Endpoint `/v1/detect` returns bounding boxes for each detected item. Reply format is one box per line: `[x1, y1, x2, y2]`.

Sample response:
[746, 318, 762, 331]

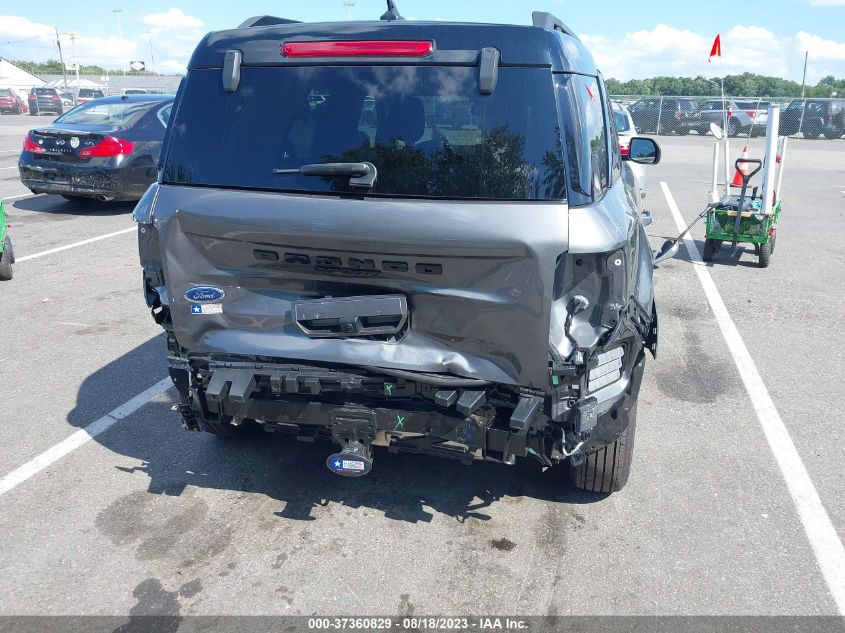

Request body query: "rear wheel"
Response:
[569, 402, 637, 493]
[703, 238, 717, 262]
[758, 241, 771, 268]
[0, 236, 14, 281]
[201, 412, 250, 438]
[803, 124, 821, 140]
[678, 126, 691, 136]
[824, 129, 843, 139]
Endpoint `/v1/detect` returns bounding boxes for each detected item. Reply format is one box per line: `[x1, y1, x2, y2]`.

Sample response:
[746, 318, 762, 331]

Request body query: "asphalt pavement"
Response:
[0, 113, 843, 620]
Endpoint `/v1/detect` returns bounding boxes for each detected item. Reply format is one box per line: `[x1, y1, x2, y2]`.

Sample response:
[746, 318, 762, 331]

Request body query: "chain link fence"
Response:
[38, 73, 183, 96]
[611, 95, 845, 140]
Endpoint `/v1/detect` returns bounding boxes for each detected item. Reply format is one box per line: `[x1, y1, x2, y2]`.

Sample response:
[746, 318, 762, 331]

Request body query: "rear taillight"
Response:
[619, 142, 630, 156]
[826, 113, 833, 122]
[282, 40, 433, 58]
[746, 111, 755, 118]
[79, 136, 134, 157]
[22, 133, 43, 154]
[727, 109, 733, 117]
[51, 95, 60, 101]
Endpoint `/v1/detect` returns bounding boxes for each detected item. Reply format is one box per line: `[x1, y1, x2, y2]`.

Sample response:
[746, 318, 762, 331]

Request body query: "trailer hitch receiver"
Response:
[327, 409, 377, 477]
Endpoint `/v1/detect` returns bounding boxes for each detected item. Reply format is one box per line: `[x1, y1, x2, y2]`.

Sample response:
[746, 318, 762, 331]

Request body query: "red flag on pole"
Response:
[709, 34, 721, 62]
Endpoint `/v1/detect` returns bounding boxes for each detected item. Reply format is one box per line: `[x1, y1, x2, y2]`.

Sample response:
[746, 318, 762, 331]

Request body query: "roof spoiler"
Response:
[238, 15, 302, 28]
[531, 11, 579, 40]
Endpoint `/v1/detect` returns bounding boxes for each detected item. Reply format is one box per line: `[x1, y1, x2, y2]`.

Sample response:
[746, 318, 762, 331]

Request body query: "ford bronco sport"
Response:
[135, 4, 662, 493]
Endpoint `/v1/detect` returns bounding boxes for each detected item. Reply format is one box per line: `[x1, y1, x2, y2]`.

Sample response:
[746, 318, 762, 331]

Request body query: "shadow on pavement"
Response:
[68, 336, 606, 524]
[13, 194, 135, 216]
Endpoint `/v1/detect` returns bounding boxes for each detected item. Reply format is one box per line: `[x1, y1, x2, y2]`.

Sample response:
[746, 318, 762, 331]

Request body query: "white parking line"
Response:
[15, 227, 135, 262]
[1, 193, 32, 202]
[0, 378, 172, 498]
[660, 181, 845, 614]
[0, 166, 18, 170]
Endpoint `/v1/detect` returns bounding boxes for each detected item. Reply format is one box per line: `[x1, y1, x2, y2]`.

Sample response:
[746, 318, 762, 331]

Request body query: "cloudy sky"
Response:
[1, 0, 844, 81]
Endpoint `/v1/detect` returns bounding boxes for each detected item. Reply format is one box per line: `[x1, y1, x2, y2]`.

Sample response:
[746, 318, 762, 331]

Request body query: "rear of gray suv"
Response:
[135, 10, 661, 493]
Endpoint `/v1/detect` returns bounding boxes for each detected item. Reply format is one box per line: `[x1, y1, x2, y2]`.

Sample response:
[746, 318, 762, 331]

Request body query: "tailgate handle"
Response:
[293, 295, 408, 338]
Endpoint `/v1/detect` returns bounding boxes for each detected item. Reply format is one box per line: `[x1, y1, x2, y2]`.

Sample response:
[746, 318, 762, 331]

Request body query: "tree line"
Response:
[606, 73, 843, 98]
[10, 59, 170, 77]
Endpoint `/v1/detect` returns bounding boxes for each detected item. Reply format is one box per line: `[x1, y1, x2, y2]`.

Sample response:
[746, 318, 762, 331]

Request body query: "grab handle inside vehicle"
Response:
[293, 295, 408, 338]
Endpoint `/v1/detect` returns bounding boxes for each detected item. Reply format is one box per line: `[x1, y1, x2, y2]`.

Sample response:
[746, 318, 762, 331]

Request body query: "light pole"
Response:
[147, 30, 156, 75]
[113, 8, 126, 75]
[342, 0, 355, 20]
[67, 33, 80, 84]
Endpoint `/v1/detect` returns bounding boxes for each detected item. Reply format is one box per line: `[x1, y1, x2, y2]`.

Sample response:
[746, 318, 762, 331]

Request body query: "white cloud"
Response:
[583, 24, 844, 84]
[807, 0, 845, 5]
[138, 8, 204, 31]
[795, 31, 845, 60]
[0, 15, 137, 69]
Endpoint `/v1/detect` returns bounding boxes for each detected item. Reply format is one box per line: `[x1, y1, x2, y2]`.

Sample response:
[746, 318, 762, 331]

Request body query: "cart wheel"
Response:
[758, 242, 771, 268]
[703, 239, 717, 262]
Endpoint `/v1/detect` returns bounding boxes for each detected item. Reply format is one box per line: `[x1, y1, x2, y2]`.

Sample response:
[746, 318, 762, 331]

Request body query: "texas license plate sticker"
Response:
[190, 304, 222, 315]
[341, 459, 365, 471]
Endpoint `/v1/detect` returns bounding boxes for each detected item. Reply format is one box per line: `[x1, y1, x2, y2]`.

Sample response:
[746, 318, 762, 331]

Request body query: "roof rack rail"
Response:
[531, 11, 579, 40]
[238, 15, 302, 28]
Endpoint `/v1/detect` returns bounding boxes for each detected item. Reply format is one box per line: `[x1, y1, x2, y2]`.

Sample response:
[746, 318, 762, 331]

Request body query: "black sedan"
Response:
[18, 94, 174, 202]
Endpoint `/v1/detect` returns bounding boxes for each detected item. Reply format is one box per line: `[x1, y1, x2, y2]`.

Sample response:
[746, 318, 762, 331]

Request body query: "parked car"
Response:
[135, 10, 662, 493]
[122, 88, 149, 95]
[74, 88, 105, 106]
[27, 87, 65, 116]
[0, 200, 13, 281]
[736, 100, 772, 137]
[0, 88, 26, 115]
[629, 97, 699, 135]
[612, 101, 647, 198]
[19, 94, 174, 202]
[780, 99, 845, 139]
[697, 99, 754, 137]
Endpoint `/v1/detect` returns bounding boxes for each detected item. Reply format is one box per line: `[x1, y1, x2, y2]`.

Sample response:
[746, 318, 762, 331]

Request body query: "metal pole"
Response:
[656, 95, 664, 134]
[710, 141, 721, 204]
[720, 59, 730, 194]
[113, 9, 125, 75]
[148, 31, 156, 75]
[55, 27, 68, 92]
[797, 51, 808, 138]
[775, 136, 789, 202]
[760, 105, 780, 216]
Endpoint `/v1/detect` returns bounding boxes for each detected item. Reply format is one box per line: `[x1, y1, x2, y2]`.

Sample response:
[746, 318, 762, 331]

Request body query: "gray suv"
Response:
[135, 6, 662, 493]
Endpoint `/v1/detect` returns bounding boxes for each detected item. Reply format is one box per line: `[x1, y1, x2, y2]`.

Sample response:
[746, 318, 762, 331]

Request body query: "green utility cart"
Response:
[702, 158, 780, 268]
[0, 199, 14, 281]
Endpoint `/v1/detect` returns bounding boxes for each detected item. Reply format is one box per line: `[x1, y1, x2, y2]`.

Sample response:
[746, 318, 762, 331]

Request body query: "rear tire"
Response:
[803, 124, 821, 140]
[569, 402, 637, 493]
[202, 413, 249, 438]
[824, 130, 842, 139]
[703, 238, 717, 262]
[0, 236, 14, 281]
[758, 241, 771, 268]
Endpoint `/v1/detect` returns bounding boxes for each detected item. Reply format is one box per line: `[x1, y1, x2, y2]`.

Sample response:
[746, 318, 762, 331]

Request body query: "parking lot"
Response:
[1, 110, 844, 619]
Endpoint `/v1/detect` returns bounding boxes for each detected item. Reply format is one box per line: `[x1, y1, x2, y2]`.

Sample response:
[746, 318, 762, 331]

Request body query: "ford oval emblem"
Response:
[184, 286, 225, 304]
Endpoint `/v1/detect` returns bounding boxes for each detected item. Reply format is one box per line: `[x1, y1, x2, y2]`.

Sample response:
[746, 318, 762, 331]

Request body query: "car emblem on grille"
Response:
[70, 137, 80, 149]
[55, 139, 65, 146]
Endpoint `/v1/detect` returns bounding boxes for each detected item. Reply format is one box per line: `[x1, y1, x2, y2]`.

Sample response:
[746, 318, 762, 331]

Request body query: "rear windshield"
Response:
[163, 65, 565, 200]
[78, 89, 104, 98]
[55, 100, 157, 126]
[34, 88, 56, 95]
[0, 89, 13, 97]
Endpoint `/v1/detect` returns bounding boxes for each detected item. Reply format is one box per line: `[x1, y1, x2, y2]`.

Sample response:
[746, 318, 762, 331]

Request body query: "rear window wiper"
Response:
[273, 161, 377, 189]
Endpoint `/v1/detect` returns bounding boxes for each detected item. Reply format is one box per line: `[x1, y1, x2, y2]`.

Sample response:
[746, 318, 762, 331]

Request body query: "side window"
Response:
[579, 76, 609, 196]
[600, 77, 621, 184]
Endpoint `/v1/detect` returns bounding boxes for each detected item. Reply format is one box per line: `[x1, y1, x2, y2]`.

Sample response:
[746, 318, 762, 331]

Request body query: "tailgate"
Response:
[154, 186, 569, 388]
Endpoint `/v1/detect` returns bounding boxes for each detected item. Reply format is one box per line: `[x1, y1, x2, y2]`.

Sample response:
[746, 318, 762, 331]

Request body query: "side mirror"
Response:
[624, 137, 661, 165]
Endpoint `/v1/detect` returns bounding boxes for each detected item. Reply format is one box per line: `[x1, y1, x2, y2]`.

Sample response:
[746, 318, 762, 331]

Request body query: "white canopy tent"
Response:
[44, 78, 105, 91]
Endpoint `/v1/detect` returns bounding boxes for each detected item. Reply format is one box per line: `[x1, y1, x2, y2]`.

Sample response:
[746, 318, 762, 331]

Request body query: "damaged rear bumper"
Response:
[167, 336, 646, 470]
